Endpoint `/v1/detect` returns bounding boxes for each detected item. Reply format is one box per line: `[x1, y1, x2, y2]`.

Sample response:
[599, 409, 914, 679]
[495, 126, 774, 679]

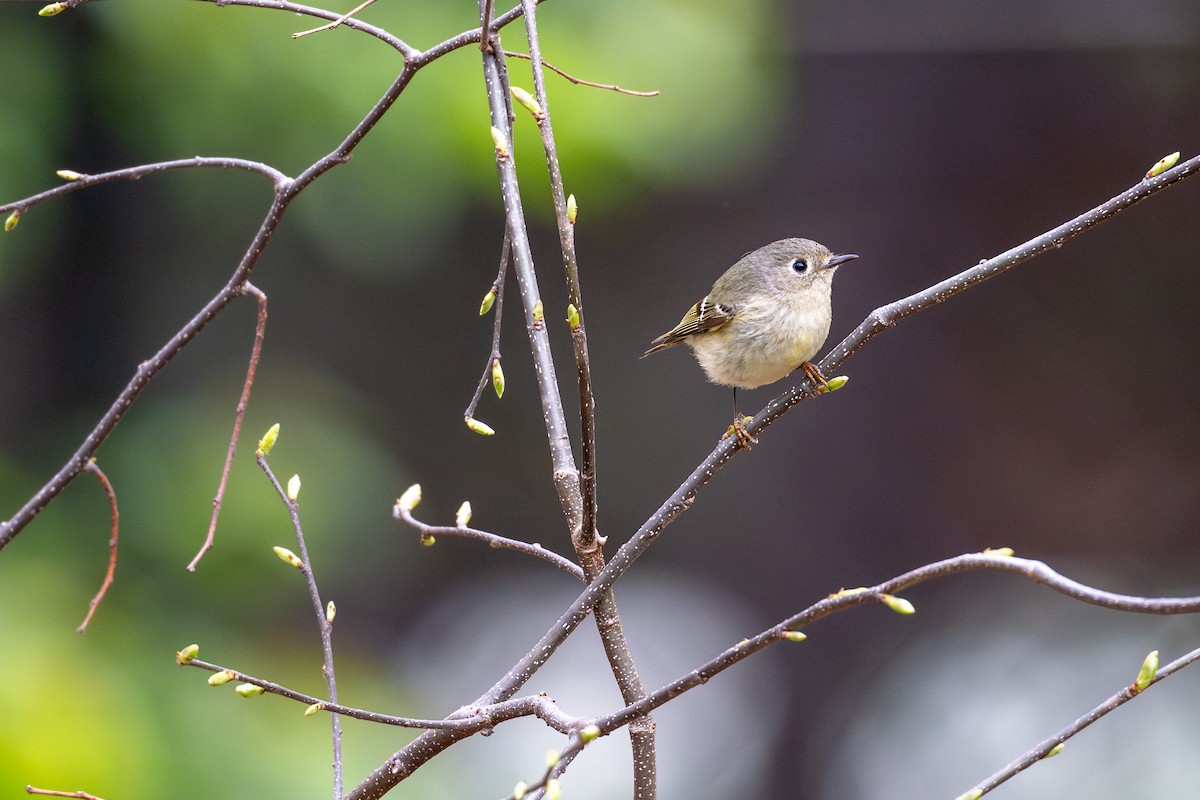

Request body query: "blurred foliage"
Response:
[68, 0, 786, 278]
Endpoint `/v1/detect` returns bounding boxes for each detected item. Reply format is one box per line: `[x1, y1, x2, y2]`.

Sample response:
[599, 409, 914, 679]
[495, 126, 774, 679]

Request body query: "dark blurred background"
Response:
[2, 1, 1199, 798]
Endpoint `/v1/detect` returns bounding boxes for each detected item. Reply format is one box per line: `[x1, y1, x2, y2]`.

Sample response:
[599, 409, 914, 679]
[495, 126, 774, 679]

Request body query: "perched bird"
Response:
[644, 238, 858, 448]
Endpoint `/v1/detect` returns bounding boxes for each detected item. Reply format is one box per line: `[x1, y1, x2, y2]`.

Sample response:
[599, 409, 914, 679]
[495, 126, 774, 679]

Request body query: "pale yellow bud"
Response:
[397, 484, 422, 512]
[56, 169, 83, 181]
[456, 501, 473, 527]
[1145, 151, 1180, 179]
[326, 601, 336, 624]
[273, 545, 304, 569]
[490, 125, 510, 159]
[881, 593, 915, 615]
[479, 288, 497, 316]
[566, 193, 578, 224]
[783, 631, 807, 642]
[580, 724, 601, 743]
[176, 644, 200, 664]
[492, 359, 505, 399]
[208, 669, 236, 686]
[235, 683, 265, 697]
[510, 85, 544, 119]
[305, 702, 323, 717]
[4, 211, 20, 232]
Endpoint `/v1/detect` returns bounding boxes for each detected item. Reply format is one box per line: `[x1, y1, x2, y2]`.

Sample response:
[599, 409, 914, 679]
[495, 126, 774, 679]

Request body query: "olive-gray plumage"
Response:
[645, 238, 858, 389]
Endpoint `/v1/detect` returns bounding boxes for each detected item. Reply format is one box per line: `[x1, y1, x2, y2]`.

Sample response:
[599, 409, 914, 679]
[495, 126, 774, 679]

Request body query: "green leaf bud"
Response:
[235, 683, 265, 698]
[490, 125, 509, 160]
[1134, 650, 1159, 692]
[286, 474, 301, 502]
[465, 416, 496, 436]
[257, 422, 280, 456]
[176, 644, 200, 664]
[532, 300, 544, 327]
[456, 501, 473, 527]
[38, 2, 66, 16]
[783, 631, 807, 642]
[305, 702, 323, 717]
[479, 288, 497, 315]
[56, 169, 83, 181]
[567, 304, 580, 331]
[492, 358, 505, 398]
[566, 193, 578, 224]
[4, 211, 20, 232]
[325, 601, 336, 624]
[580, 724, 601, 743]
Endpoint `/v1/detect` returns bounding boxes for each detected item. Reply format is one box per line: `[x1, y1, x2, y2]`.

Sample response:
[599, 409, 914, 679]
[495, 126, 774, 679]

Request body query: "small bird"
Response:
[644, 238, 858, 448]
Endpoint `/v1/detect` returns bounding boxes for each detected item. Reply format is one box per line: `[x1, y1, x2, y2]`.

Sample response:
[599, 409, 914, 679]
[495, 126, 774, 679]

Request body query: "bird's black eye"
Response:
[791, 258, 809, 274]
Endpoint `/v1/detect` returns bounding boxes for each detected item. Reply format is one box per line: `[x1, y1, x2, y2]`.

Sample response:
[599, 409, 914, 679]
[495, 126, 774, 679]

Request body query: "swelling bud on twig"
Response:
[532, 300, 544, 327]
[510, 85, 544, 119]
[176, 644, 200, 664]
[567, 304, 580, 331]
[881, 593, 916, 615]
[273, 545, 304, 569]
[305, 702, 323, 716]
[1145, 151, 1180, 179]
[456, 501, 472, 527]
[545, 749, 560, 767]
[257, 423, 280, 456]
[465, 416, 496, 436]
[208, 670, 236, 686]
[420, 534, 436, 546]
[579, 724, 601, 743]
[479, 287, 497, 316]
[235, 683, 265, 698]
[286, 474, 301, 502]
[397, 484, 422, 512]
[819, 375, 849, 393]
[490, 125, 510, 160]
[955, 790, 983, 800]
[983, 546, 1014, 557]
[325, 601, 336, 624]
[4, 211, 20, 232]
[38, 2, 66, 15]
[56, 169, 83, 181]
[1042, 742, 1065, 759]
[783, 631, 807, 642]
[544, 779, 561, 800]
[512, 781, 528, 800]
[1134, 649, 1159, 692]
[566, 193, 578, 224]
[492, 358, 505, 398]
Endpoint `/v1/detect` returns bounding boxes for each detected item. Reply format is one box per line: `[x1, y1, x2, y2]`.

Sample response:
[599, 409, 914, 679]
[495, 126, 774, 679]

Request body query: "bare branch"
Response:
[394, 503, 584, 580]
[189, 283, 268, 571]
[504, 50, 660, 96]
[76, 460, 118, 633]
[291, 0, 377, 39]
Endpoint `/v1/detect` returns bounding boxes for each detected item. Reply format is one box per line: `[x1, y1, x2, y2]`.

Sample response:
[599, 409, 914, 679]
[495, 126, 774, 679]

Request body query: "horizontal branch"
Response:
[393, 504, 585, 580]
[533, 552, 1200, 782]
[182, 657, 578, 734]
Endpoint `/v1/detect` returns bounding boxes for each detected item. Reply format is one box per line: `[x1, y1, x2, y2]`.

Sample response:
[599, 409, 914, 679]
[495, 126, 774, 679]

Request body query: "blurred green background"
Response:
[2, 1, 1200, 798]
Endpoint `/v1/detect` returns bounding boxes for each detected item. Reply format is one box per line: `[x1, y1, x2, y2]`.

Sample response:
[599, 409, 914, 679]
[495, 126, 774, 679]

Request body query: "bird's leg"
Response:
[800, 361, 830, 392]
[723, 387, 757, 450]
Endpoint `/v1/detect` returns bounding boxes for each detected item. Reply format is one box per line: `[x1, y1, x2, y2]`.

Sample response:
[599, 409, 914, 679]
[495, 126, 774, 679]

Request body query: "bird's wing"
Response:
[643, 297, 736, 356]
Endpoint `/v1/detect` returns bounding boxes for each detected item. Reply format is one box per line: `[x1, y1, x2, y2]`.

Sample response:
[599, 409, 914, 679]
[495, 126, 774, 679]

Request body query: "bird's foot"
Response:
[801, 361, 831, 393]
[724, 415, 757, 451]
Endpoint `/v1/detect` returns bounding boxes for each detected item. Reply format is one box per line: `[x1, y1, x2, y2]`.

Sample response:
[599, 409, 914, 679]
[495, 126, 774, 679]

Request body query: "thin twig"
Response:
[256, 454, 343, 799]
[479, 0, 495, 52]
[504, 50, 660, 96]
[189, 283, 268, 571]
[292, 0, 377, 39]
[464, 234, 510, 423]
[394, 503, 584, 580]
[76, 462, 118, 633]
[182, 657, 578, 733]
[962, 645, 1200, 797]
[26, 788, 105, 800]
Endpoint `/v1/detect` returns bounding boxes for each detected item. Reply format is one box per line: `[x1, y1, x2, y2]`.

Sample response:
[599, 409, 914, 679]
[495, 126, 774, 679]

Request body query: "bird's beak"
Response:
[826, 252, 859, 269]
